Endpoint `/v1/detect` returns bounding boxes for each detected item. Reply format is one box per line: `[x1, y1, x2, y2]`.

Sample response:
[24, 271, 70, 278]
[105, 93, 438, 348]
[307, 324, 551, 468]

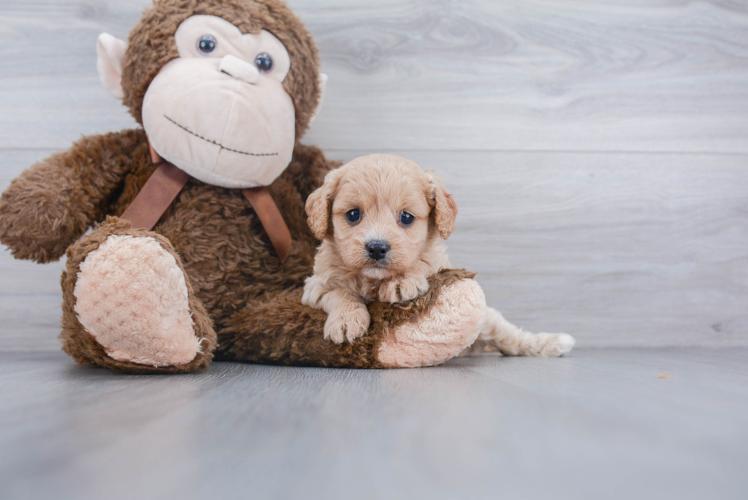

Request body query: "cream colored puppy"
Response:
[303, 154, 575, 357]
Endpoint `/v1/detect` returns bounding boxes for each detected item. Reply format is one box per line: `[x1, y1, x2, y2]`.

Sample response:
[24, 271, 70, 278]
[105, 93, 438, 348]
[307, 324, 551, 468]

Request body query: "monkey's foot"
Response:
[60, 218, 216, 373]
[73, 232, 201, 368]
[376, 278, 486, 368]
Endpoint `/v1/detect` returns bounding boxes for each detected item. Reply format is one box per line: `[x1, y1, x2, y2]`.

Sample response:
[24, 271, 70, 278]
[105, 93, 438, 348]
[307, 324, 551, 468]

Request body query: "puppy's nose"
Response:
[366, 240, 390, 261]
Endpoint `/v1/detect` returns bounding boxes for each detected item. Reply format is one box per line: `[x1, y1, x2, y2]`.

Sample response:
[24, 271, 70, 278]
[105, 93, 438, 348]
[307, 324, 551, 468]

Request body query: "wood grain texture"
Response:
[2, 148, 747, 350]
[0, 150, 65, 351]
[1, 348, 747, 500]
[1, 0, 748, 152]
[0, 0, 747, 349]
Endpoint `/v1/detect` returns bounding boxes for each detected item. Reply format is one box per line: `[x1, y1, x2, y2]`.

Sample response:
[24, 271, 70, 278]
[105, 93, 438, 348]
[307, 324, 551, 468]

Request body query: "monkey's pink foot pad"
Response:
[73, 234, 200, 367]
[378, 278, 487, 368]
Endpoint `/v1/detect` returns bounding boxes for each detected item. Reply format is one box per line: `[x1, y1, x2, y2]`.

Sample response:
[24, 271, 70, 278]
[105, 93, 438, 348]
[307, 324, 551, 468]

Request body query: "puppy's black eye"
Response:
[400, 212, 415, 226]
[197, 35, 217, 55]
[346, 209, 362, 224]
[255, 53, 273, 72]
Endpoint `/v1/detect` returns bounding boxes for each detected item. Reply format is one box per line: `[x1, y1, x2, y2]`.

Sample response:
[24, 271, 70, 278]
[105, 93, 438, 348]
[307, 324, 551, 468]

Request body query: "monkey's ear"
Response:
[426, 171, 458, 240]
[306, 165, 344, 240]
[96, 33, 128, 100]
[308, 74, 328, 124]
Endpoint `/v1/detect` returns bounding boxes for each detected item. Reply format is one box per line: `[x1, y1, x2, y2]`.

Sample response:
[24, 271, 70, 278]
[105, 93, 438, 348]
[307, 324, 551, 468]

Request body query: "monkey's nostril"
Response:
[366, 240, 390, 261]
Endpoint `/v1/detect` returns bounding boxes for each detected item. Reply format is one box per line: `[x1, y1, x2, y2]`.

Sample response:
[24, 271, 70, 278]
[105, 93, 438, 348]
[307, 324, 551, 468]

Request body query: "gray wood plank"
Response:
[0, 1, 145, 148]
[1, 148, 746, 350]
[1, 0, 748, 152]
[1, 348, 746, 500]
[410, 150, 748, 348]
[0, 149, 66, 296]
[0, 150, 65, 351]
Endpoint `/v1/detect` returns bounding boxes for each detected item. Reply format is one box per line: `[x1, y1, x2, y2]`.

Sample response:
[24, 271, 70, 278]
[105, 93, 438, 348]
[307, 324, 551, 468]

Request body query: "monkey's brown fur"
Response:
[0, 0, 480, 372]
[222, 268, 476, 368]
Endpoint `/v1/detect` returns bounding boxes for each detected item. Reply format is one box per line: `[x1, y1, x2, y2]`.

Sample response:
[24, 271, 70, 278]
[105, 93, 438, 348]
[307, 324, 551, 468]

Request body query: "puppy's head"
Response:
[306, 154, 457, 279]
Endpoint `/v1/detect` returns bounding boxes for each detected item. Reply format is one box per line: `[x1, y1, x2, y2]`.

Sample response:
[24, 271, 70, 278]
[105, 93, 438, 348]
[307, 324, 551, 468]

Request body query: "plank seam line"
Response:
[4, 147, 748, 157]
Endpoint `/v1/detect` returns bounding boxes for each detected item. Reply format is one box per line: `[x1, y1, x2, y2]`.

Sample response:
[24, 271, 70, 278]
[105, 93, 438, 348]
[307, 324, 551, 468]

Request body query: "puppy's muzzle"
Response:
[365, 240, 390, 261]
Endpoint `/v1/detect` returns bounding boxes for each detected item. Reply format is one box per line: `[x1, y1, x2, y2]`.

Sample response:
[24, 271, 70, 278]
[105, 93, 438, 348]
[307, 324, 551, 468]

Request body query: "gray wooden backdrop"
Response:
[1, 0, 747, 351]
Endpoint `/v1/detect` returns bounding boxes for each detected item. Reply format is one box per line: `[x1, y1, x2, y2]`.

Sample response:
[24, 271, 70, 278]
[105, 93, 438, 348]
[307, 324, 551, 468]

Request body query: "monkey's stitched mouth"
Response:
[164, 115, 279, 157]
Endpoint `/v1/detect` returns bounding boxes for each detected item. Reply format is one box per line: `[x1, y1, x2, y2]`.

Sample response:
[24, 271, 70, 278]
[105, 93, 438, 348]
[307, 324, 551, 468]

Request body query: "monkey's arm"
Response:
[289, 143, 342, 202]
[219, 269, 485, 369]
[0, 129, 148, 263]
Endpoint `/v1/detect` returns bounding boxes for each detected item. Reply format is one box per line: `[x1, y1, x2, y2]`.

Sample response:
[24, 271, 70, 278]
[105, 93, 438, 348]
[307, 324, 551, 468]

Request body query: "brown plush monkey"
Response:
[0, 0, 487, 373]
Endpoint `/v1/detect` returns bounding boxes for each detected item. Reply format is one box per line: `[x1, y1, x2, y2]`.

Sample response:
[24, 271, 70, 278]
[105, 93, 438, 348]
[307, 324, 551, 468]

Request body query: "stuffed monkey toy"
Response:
[0, 0, 487, 373]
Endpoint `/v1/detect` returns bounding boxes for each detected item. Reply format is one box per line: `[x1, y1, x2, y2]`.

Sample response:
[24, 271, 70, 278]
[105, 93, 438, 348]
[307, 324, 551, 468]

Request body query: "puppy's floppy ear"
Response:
[426, 171, 458, 239]
[306, 166, 346, 240]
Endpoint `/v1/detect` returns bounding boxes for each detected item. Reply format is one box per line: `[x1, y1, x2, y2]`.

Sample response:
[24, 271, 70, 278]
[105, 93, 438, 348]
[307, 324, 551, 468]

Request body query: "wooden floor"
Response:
[1, 348, 747, 500]
[1, 1, 747, 498]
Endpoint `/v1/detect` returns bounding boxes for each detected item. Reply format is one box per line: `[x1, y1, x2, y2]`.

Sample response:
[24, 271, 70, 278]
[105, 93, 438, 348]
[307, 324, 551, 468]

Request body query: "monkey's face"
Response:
[98, 10, 324, 189]
[140, 15, 295, 188]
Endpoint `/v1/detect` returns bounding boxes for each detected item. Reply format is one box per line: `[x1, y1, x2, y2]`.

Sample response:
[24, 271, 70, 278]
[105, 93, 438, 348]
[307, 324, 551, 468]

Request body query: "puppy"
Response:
[303, 154, 575, 358]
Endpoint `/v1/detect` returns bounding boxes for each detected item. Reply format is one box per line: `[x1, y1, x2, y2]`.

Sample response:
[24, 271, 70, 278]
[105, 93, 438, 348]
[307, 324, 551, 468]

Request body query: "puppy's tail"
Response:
[470, 307, 575, 357]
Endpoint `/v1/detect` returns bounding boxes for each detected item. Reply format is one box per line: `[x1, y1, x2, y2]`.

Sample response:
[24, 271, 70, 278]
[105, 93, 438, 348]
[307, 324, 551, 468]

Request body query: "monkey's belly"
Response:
[149, 183, 313, 330]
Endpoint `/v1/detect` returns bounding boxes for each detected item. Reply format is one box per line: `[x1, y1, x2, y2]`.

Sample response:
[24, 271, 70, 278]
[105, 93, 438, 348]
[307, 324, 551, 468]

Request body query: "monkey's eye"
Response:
[255, 53, 273, 72]
[345, 209, 362, 224]
[197, 35, 217, 55]
[399, 212, 415, 226]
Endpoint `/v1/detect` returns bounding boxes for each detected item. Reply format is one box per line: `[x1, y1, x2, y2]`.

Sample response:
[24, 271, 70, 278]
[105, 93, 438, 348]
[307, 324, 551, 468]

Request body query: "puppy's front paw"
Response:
[378, 275, 430, 303]
[324, 306, 371, 344]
